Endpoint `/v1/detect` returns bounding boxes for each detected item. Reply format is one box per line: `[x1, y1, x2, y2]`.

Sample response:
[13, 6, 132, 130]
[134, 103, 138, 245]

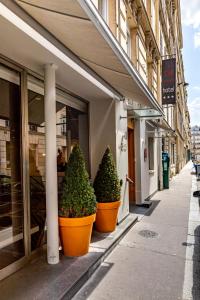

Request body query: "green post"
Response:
[162, 152, 170, 189]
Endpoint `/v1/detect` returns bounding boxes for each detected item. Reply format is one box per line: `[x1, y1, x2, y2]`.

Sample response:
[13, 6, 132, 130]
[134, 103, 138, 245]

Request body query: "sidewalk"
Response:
[0, 211, 137, 300]
[74, 162, 198, 300]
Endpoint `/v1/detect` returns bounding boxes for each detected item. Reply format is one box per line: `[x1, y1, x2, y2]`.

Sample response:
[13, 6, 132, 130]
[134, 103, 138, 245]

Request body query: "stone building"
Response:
[191, 126, 200, 162]
[0, 0, 190, 280]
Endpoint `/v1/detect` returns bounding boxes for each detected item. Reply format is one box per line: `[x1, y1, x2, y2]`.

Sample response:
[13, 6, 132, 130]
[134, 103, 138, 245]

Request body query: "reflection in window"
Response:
[148, 137, 155, 171]
[56, 102, 89, 202]
[28, 88, 89, 251]
[0, 75, 25, 270]
[28, 90, 46, 251]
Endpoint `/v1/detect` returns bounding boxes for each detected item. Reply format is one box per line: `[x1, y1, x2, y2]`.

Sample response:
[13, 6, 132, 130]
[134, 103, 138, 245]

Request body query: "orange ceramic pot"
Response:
[59, 214, 96, 257]
[95, 201, 121, 233]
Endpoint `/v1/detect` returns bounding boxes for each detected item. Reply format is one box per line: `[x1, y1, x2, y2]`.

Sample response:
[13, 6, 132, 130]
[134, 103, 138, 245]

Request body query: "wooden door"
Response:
[128, 128, 135, 203]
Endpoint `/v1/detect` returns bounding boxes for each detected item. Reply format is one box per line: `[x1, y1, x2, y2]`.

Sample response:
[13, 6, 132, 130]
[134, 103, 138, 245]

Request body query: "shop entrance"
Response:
[128, 124, 136, 203]
[0, 65, 25, 275]
[27, 76, 89, 252]
[0, 61, 89, 280]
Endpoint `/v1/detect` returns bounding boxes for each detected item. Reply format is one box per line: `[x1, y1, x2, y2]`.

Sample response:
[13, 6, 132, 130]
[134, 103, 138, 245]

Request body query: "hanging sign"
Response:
[162, 58, 176, 105]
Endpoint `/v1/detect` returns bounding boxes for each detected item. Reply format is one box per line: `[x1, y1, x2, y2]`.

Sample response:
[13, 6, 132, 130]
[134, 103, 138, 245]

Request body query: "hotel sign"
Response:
[162, 58, 176, 105]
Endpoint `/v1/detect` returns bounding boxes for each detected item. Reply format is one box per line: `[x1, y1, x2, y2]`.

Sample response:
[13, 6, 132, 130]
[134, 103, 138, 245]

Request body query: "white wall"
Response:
[115, 101, 129, 222]
[89, 98, 129, 222]
[89, 98, 159, 217]
[135, 119, 158, 203]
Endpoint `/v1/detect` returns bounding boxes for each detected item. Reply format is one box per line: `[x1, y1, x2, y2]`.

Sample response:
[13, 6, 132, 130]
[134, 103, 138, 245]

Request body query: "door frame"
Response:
[128, 120, 136, 203]
[0, 57, 30, 281]
[0, 55, 91, 281]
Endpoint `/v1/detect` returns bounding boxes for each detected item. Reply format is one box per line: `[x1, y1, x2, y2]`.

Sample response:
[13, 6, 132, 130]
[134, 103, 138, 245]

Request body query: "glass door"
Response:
[0, 65, 25, 270]
[27, 76, 89, 252]
[28, 86, 46, 252]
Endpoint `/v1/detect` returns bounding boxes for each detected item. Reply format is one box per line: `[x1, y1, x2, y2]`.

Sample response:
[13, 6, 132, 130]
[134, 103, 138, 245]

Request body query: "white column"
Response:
[135, 119, 143, 204]
[44, 63, 59, 264]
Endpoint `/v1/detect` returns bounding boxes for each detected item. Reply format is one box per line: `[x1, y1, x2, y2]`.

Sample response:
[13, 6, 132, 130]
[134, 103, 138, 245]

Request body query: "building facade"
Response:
[191, 126, 200, 162]
[158, 0, 191, 174]
[0, 0, 190, 280]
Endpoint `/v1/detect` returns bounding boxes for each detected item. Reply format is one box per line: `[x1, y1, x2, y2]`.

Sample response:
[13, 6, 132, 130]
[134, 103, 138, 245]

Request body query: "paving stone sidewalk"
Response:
[74, 162, 199, 300]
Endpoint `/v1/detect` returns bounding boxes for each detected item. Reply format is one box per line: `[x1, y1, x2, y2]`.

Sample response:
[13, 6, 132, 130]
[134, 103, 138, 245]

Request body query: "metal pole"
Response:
[44, 63, 59, 264]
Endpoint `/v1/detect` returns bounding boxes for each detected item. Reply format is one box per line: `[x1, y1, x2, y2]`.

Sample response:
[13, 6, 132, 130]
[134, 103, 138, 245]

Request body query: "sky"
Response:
[181, 0, 200, 126]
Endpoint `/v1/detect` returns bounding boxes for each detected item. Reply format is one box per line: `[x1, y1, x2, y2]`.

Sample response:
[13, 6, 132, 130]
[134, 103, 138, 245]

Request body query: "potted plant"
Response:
[93, 146, 121, 233]
[59, 144, 96, 256]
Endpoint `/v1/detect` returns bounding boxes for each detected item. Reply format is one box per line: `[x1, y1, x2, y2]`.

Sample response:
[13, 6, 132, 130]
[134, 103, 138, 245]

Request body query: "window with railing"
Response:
[152, 62, 158, 97]
[117, 0, 127, 52]
[151, 0, 156, 34]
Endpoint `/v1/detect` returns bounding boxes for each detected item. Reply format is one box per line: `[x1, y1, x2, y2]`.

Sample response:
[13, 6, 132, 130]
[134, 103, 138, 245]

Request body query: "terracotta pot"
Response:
[95, 201, 121, 233]
[59, 214, 96, 257]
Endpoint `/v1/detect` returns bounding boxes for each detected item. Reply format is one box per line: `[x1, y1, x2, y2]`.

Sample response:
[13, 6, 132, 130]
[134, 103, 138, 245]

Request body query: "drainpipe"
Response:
[44, 63, 59, 264]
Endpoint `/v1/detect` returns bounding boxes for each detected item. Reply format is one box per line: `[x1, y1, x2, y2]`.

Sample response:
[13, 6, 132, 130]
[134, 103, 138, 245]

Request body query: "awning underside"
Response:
[15, 0, 163, 112]
[128, 108, 163, 119]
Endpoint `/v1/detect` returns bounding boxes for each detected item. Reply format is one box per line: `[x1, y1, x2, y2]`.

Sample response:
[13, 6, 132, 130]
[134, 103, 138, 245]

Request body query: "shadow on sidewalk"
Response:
[145, 200, 161, 216]
[130, 200, 160, 217]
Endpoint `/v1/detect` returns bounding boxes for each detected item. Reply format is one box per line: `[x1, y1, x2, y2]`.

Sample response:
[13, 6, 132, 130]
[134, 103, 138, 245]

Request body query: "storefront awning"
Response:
[13, 0, 163, 115]
[127, 108, 163, 119]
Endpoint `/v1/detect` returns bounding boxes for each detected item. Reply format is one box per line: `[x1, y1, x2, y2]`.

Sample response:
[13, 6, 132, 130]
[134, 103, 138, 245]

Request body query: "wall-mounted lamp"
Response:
[177, 82, 189, 87]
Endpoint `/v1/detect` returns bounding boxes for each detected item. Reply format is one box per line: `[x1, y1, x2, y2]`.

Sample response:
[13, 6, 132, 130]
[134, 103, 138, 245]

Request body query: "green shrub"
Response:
[59, 144, 96, 217]
[93, 147, 121, 203]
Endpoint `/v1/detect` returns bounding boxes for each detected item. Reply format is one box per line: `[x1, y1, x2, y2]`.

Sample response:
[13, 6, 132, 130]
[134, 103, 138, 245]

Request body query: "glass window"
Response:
[98, 0, 108, 22]
[28, 85, 89, 251]
[137, 35, 147, 83]
[152, 63, 158, 97]
[56, 102, 89, 203]
[148, 137, 154, 170]
[171, 143, 175, 165]
[91, 0, 108, 22]
[117, 0, 129, 53]
[151, 0, 156, 34]
[0, 72, 25, 270]
[28, 89, 46, 251]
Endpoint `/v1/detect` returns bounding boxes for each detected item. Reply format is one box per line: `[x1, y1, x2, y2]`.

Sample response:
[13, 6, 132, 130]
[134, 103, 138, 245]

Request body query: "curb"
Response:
[62, 215, 138, 300]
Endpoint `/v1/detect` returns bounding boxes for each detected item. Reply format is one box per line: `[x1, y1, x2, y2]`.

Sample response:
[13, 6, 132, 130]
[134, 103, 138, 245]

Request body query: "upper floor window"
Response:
[127, 28, 131, 58]
[117, 0, 127, 51]
[151, 0, 156, 34]
[137, 35, 147, 83]
[91, 0, 108, 23]
[115, 0, 132, 57]
[160, 30, 166, 56]
[152, 62, 158, 97]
